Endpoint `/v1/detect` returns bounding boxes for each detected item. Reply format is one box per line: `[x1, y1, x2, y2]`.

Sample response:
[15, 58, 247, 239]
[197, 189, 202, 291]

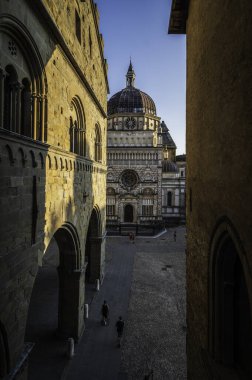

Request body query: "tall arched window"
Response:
[211, 233, 252, 378]
[0, 322, 10, 378]
[3, 65, 18, 132]
[167, 191, 172, 206]
[21, 78, 32, 137]
[69, 96, 86, 156]
[106, 187, 116, 216]
[0, 25, 47, 141]
[95, 123, 102, 162]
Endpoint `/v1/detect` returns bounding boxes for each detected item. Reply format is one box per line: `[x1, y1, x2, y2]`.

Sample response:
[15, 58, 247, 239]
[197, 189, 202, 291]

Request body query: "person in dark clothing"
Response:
[173, 230, 177, 242]
[101, 300, 109, 326]
[115, 316, 125, 347]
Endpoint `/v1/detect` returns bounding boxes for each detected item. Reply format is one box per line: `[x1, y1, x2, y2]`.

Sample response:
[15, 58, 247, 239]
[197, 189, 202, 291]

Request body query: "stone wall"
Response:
[0, 0, 107, 377]
[186, 1, 252, 378]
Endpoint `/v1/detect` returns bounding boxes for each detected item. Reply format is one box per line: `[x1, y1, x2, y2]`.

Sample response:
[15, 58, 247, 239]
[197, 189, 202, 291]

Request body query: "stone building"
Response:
[169, 1, 252, 379]
[106, 62, 185, 228]
[0, 0, 108, 378]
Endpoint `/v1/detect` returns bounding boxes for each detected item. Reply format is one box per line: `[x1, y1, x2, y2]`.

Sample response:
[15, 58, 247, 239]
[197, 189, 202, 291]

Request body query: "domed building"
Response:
[106, 62, 185, 229]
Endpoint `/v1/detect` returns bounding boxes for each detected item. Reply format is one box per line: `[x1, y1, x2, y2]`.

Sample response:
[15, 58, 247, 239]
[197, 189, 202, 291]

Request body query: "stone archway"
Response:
[124, 204, 133, 222]
[85, 207, 104, 283]
[210, 223, 252, 377]
[0, 322, 9, 378]
[26, 223, 84, 343]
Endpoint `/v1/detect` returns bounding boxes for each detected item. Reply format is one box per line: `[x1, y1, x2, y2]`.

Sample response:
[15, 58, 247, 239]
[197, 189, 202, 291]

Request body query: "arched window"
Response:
[0, 322, 10, 377]
[0, 26, 47, 141]
[106, 187, 116, 216]
[211, 233, 252, 377]
[167, 191, 172, 206]
[21, 78, 32, 137]
[95, 123, 102, 162]
[69, 97, 86, 156]
[3, 65, 18, 132]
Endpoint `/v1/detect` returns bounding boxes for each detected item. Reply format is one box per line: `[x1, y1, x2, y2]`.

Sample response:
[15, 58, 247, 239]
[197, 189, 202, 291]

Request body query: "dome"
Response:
[162, 160, 178, 173]
[108, 62, 156, 116]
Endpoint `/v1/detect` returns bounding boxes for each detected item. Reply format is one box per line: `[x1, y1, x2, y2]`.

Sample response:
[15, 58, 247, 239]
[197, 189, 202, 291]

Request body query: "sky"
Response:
[95, 0, 186, 155]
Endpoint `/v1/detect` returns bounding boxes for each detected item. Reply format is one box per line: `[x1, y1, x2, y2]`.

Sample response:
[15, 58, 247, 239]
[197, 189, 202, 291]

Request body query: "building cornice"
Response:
[90, 0, 110, 93]
[168, 0, 188, 34]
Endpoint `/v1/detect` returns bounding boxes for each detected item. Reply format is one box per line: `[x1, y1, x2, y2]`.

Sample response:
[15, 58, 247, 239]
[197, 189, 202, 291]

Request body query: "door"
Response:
[124, 204, 133, 222]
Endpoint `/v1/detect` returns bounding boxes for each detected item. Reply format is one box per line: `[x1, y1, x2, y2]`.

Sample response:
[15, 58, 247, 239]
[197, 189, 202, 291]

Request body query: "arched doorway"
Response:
[0, 322, 9, 378]
[211, 233, 252, 377]
[85, 207, 104, 283]
[25, 224, 84, 378]
[124, 204, 133, 222]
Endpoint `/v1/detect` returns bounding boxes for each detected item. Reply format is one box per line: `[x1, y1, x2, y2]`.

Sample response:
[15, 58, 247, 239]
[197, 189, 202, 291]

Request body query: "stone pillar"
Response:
[87, 236, 104, 283]
[39, 95, 45, 142]
[10, 82, 17, 132]
[31, 93, 38, 140]
[0, 68, 5, 129]
[15, 83, 22, 134]
[44, 96, 48, 142]
[57, 266, 85, 340]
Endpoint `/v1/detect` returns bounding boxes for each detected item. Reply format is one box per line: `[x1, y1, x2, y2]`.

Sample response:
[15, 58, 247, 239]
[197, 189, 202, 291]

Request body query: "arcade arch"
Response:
[209, 220, 252, 377]
[85, 207, 103, 283]
[25, 223, 84, 347]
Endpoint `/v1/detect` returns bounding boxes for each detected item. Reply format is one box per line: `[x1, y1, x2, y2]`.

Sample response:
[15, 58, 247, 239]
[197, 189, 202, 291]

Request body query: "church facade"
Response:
[106, 63, 185, 227]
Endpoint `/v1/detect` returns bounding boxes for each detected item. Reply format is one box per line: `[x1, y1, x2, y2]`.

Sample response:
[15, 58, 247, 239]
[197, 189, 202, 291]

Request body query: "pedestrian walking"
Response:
[173, 230, 177, 242]
[115, 316, 125, 347]
[131, 232, 135, 243]
[101, 300, 109, 326]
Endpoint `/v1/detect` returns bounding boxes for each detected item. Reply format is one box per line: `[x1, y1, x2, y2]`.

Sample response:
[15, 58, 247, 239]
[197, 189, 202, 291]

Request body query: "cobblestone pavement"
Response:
[27, 227, 186, 379]
[65, 226, 186, 380]
[64, 235, 136, 380]
[120, 226, 187, 380]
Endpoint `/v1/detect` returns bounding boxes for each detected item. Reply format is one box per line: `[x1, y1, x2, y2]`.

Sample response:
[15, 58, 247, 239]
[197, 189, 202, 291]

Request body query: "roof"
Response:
[108, 87, 156, 116]
[168, 0, 188, 34]
[108, 62, 156, 116]
[162, 160, 178, 173]
[176, 154, 186, 162]
[160, 121, 176, 148]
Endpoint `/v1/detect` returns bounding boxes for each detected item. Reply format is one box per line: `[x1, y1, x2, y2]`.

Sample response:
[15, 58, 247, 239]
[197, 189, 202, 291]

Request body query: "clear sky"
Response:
[96, 0, 186, 155]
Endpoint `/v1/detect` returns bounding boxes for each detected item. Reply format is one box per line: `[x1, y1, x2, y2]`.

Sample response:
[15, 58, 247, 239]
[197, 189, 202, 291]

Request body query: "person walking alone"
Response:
[173, 230, 177, 242]
[115, 316, 125, 347]
[101, 300, 109, 326]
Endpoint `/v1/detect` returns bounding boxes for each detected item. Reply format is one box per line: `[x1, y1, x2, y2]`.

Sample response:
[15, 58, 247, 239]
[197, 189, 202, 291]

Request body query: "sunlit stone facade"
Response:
[0, 0, 108, 377]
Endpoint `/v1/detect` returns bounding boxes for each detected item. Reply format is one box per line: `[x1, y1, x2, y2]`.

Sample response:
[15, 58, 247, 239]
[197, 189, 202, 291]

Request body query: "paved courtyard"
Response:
[119, 227, 187, 380]
[65, 226, 186, 380]
[27, 226, 186, 379]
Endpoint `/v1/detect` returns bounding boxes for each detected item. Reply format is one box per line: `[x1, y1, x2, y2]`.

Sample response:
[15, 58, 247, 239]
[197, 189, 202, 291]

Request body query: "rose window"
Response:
[120, 170, 138, 189]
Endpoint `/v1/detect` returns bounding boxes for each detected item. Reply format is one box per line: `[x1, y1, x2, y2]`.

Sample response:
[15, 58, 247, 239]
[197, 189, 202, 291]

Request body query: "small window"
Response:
[142, 205, 153, 216]
[167, 191, 172, 207]
[75, 10, 81, 44]
[106, 205, 115, 216]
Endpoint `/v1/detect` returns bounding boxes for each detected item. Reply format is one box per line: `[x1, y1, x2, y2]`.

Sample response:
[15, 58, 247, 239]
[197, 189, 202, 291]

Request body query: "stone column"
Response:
[15, 83, 22, 134]
[87, 236, 104, 283]
[39, 95, 45, 142]
[10, 82, 17, 132]
[0, 68, 5, 129]
[31, 93, 38, 140]
[57, 266, 85, 340]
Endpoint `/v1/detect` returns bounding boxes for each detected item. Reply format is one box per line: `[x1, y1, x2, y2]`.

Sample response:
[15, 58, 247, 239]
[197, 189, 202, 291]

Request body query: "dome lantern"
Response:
[126, 60, 136, 87]
[108, 63, 157, 116]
